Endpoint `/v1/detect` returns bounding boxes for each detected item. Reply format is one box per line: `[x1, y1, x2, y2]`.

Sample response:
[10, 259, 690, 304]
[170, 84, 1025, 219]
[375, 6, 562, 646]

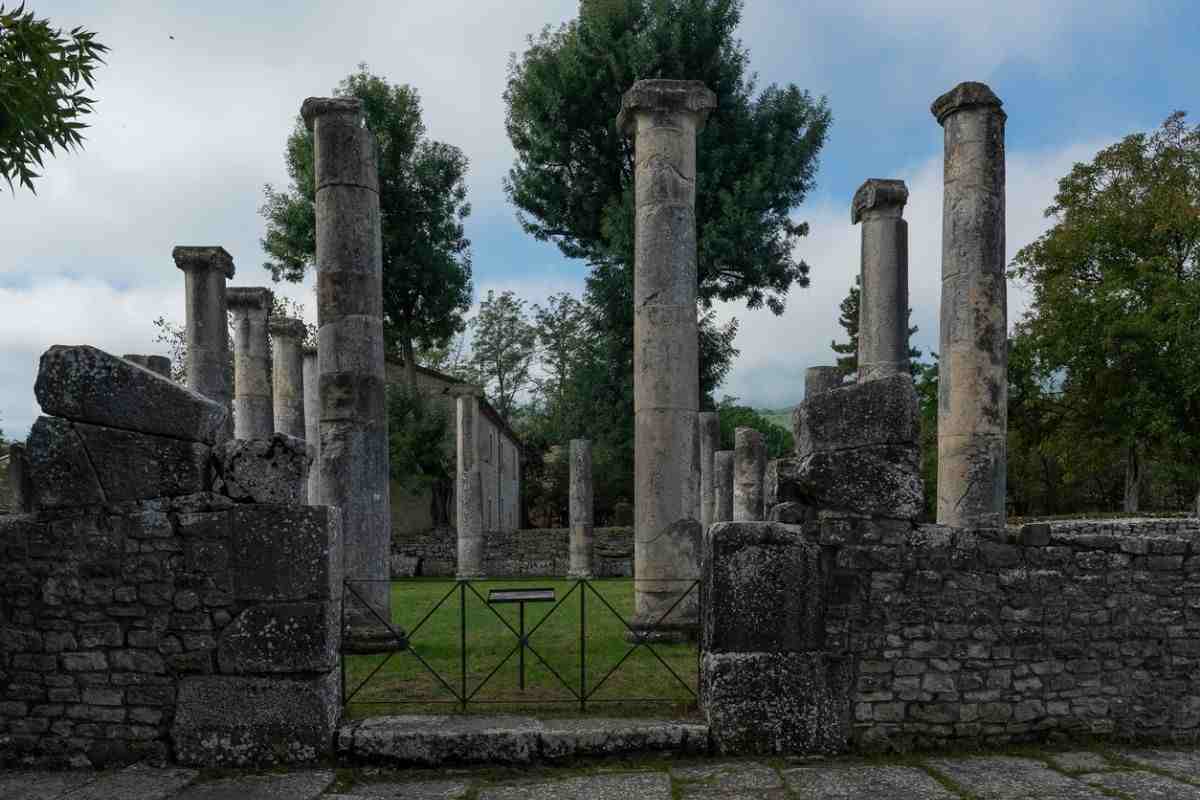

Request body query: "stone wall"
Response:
[392, 527, 634, 578]
[702, 515, 1200, 754]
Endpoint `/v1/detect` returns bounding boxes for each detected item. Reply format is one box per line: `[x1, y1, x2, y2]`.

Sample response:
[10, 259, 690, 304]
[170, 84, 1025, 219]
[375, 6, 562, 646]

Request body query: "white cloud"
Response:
[714, 135, 1114, 410]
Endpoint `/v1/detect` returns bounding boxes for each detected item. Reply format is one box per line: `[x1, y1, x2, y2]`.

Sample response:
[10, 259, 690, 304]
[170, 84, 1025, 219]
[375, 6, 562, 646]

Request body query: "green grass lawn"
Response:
[341, 578, 700, 720]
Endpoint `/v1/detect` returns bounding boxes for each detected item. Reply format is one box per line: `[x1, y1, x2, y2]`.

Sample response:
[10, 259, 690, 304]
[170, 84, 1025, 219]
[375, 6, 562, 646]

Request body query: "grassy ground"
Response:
[341, 578, 699, 720]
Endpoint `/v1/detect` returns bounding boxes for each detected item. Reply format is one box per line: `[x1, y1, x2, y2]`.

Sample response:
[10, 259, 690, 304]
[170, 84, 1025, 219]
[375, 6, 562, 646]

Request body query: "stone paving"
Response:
[5, 747, 1200, 799]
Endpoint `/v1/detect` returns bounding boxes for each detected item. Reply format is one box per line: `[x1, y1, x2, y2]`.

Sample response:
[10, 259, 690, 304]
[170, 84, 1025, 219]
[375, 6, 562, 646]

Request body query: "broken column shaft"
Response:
[173, 246, 235, 440]
[226, 287, 274, 440]
[303, 346, 320, 504]
[713, 450, 734, 523]
[698, 411, 720, 531]
[568, 438, 594, 579]
[303, 96, 397, 651]
[852, 179, 910, 383]
[733, 427, 766, 522]
[932, 82, 1008, 529]
[269, 317, 307, 439]
[619, 79, 716, 639]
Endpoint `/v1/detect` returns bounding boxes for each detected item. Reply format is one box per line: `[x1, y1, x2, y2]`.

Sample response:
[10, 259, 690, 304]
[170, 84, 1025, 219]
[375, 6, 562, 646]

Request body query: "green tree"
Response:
[386, 387, 454, 526]
[469, 290, 538, 423]
[260, 65, 473, 394]
[1010, 112, 1200, 513]
[0, 4, 106, 192]
[716, 398, 794, 459]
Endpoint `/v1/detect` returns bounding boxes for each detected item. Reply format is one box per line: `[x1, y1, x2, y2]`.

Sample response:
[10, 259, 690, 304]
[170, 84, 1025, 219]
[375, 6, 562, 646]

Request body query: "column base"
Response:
[456, 571, 486, 581]
[342, 619, 407, 654]
[624, 616, 700, 644]
[566, 570, 595, 581]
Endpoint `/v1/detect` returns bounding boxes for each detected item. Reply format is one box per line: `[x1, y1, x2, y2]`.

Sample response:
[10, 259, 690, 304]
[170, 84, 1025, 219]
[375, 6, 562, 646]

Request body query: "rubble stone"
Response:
[212, 433, 310, 505]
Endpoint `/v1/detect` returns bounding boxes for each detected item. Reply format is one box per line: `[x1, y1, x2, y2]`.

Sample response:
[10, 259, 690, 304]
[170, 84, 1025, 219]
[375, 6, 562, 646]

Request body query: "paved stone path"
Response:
[4, 747, 1200, 798]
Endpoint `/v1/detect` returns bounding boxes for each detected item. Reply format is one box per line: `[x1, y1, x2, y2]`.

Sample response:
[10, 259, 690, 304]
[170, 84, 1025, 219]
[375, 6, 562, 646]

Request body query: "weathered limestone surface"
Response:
[698, 412, 719, 531]
[269, 316, 307, 439]
[303, 346, 320, 504]
[794, 373, 920, 456]
[713, 450, 733, 523]
[122, 354, 172, 378]
[456, 394, 484, 578]
[227, 287, 275, 441]
[7, 441, 31, 512]
[852, 179, 910, 383]
[568, 438, 594, 579]
[932, 81, 1007, 529]
[805, 366, 845, 399]
[35, 346, 226, 444]
[211, 433, 310, 505]
[620, 79, 715, 637]
[732, 428, 766, 522]
[174, 245, 235, 441]
[303, 96, 394, 648]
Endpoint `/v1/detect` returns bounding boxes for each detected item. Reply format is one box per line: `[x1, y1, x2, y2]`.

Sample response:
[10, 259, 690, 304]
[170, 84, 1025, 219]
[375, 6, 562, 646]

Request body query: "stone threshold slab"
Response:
[336, 715, 709, 766]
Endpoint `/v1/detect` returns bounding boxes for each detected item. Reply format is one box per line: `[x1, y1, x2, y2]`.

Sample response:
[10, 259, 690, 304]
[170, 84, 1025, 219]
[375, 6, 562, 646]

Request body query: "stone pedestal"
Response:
[455, 394, 485, 579]
[698, 411, 720, 531]
[173, 245, 235, 440]
[619, 79, 716, 641]
[932, 82, 1007, 529]
[303, 96, 398, 652]
[852, 179, 909, 383]
[303, 346, 320, 505]
[269, 316, 307, 439]
[713, 450, 734, 523]
[733, 427, 766, 522]
[568, 438, 594, 579]
[227, 287, 275, 441]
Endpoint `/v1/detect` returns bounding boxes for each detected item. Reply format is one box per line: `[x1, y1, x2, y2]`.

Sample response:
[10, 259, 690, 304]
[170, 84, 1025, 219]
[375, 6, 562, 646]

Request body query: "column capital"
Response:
[226, 286, 274, 313]
[931, 81, 1005, 126]
[269, 316, 307, 340]
[172, 246, 234, 279]
[301, 96, 362, 131]
[617, 79, 717, 136]
[302, 345, 318, 359]
[851, 178, 909, 224]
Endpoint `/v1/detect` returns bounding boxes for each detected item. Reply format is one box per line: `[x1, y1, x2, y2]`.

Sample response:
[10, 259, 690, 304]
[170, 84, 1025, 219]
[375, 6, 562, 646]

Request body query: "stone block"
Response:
[172, 671, 339, 765]
[26, 416, 105, 509]
[767, 501, 815, 524]
[702, 522, 826, 654]
[231, 505, 341, 602]
[776, 448, 923, 520]
[217, 602, 338, 674]
[701, 651, 851, 755]
[212, 434, 310, 505]
[8, 442, 32, 512]
[74, 422, 210, 501]
[793, 373, 919, 456]
[34, 345, 227, 444]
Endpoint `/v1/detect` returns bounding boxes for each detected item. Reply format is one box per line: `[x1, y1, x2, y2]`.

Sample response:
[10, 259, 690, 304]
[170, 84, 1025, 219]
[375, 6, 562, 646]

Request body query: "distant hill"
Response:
[757, 407, 795, 432]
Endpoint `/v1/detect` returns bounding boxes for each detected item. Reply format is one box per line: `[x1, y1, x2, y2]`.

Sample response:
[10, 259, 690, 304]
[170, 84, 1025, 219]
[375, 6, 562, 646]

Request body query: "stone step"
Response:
[336, 715, 709, 766]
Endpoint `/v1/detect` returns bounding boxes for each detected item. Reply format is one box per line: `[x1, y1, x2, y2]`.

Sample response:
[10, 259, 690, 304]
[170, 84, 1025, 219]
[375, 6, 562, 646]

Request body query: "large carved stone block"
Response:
[26, 416, 104, 509]
[217, 601, 338, 674]
[793, 373, 919, 456]
[231, 505, 341, 603]
[776, 449, 923, 521]
[34, 345, 227, 444]
[74, 422, 210, 502]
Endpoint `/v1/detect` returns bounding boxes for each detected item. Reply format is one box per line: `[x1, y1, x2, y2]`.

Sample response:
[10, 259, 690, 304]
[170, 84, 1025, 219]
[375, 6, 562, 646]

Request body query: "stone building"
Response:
[383, 359, 522, 538]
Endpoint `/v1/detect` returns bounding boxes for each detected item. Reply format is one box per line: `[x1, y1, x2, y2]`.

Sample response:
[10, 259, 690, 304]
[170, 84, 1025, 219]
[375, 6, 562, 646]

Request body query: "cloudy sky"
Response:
[2, 0, 1197, 438]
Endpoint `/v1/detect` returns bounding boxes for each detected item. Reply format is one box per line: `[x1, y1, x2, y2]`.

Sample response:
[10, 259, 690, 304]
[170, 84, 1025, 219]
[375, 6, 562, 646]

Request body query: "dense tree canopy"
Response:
[0, 4, 106, 192]
[260, 66, 472, 393]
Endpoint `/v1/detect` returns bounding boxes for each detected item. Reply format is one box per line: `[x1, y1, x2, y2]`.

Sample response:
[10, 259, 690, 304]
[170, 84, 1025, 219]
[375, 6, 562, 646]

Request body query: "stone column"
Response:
[932, 82, 1007, 529]
[122, 355, 172, 378]
[619, 79, 716, 639]
[226, 287, 274, 440]
[269, 317, 307, 439]
[733, 427, 766, 522]
[713, 450, 734, 523]
[805, 366, 844, 399]
[455, 393, 484, 579]
[173, 246, 234, 440]
[852, 178, 910, 383]
[303, 96, 397, 651]
[303, 346, 320, 505]
[568, 438, 594, 579]
[698, 412, 720, 531]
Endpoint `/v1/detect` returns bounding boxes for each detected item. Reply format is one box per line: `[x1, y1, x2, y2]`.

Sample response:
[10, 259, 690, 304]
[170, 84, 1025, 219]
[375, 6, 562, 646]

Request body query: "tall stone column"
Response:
[805, 366, 844, 398]
[226, 287, 274, 440]
[852, 179, 910, 383]
[303, 346, 321, 504]
[713, 450, 734, 523]
[932, 82, 1007, 529]
[455, 393, 484, 579]
[269, 317, 307, 439]
[733, 427, 766, 522]
[698, 412, 720, 531]
[303, 96, 398, 651]
[173, 246, 234, 440]
[619, 79, 716, 640]
[568, 438, 594, 579]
